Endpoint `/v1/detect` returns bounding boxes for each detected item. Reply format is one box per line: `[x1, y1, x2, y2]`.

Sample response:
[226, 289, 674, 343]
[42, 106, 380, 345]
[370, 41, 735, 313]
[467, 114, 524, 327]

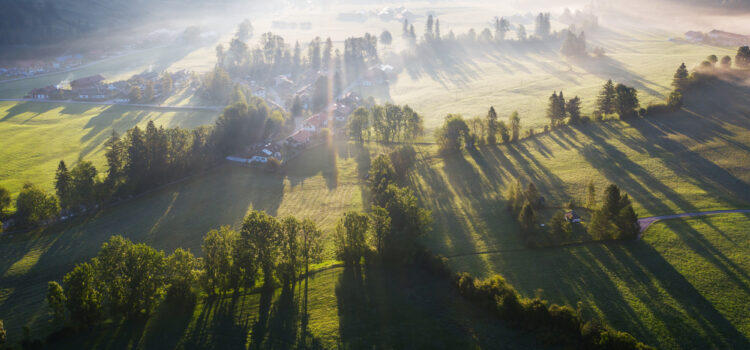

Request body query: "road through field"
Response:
[637, 209, 750, 233]
[0, 98, 221, 112]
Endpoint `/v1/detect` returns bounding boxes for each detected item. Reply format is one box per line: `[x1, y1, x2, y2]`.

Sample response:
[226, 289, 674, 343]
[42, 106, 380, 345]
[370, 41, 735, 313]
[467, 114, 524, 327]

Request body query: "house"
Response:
[27, 85, 59, 99]
[287, 129, 312, 147]
[76, 86, 110, 100]
[565, 210, 581, 223]
[303, 113, 328, 132]
[70, 75, 105, 90]
[112, 92, 130, 103]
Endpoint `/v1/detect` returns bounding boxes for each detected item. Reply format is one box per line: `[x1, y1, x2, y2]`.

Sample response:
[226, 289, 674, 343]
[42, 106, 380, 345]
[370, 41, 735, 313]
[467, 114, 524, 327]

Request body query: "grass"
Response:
[388, 27, 737, 134]
[0, 142, 368, 343]
[42, 265, 544, 349]
[448, 214, 750, 350]
[0, 101, 219, 197]
[402, 80, 750, 349]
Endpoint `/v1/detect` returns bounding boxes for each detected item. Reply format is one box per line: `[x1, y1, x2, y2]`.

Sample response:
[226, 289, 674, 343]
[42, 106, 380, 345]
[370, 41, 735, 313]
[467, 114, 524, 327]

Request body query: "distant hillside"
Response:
[0, 0, 229, 46]
[680, 0, 750, 9]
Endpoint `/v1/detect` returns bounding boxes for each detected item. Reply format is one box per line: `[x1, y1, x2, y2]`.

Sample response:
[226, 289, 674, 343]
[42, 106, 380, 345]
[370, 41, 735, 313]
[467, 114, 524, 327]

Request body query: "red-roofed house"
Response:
[303, 113, 328, 132]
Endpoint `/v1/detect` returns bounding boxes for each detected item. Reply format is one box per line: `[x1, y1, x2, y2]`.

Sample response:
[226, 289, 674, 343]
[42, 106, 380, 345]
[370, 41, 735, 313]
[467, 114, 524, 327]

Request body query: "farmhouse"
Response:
[286, 129, 312, 147]
[70, 75, 105, 90]
[303, 113, 328, 132]
[27, 85, 59, 99]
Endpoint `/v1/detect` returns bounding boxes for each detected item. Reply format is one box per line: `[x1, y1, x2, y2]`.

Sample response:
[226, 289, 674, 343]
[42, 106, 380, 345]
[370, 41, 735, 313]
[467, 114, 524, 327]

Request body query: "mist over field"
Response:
[1, 0, 749, 349]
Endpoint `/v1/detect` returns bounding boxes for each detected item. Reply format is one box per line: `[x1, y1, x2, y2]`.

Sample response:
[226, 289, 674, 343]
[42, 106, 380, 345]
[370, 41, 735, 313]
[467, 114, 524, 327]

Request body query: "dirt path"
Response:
[637, 209, 750, 233]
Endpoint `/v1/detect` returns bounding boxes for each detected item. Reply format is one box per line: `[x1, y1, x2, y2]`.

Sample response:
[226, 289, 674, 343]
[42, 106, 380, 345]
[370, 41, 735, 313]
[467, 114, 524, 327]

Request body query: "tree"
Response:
[144, 81, 155, 101]
[549, 211, 568, 238]
[667, 91, 683, 110]
[47, 281, 66, 322]
[0, 320, 4, 346]
[720, 55, 732, 69]
[672, 63, 689, 91]
[516, 24, 527, 41]
[425, 14, 434, 40]
[567, 96, 582, 123]
[518, 202, 537, 237]
[236, 19, 254, 42]
[614, 83, 639, 119]
[486, 106, 498, 145]
[334, 211, 369, 264]
[707, 54, 718, 66]
[202, 226, 240, 294]
[586, 181, 596, 208]
[63, 261, 102, 327]
[298, 218, 323, 280]
[55, 160, 72, 210]
[498, 121, 510, 143]
[241, 211, 281, 286]
[96, 236, 166, 318]
[279, 217, 303, 283]
[166, 248, 199, 302]
[534, 13, 551, 38]
[380, 30, 392, 45]
[369, 154, 397, 206]
[70, 161, 99, 208]
[0, 186, 10, 217]
[560, 30, 586, 57]
[309, 37, 322, 71]
[435, 19, 441, 40]
[435, 114, 470, 153]
[104, 130, 123, 184]
[495, 17, 510, 41]
[126, 126, 147, 190]
[736, 46, 750, 68]
[380, 185, 432, 261]
[596, 80, 616, 115]
[506, 111, 520, 141]
[547, 91, 564, 126]
[128, 86, 141, 103]
[370, 206, 391, 256]
[348, 107, 369, 142]
[15, 183, 59, 227]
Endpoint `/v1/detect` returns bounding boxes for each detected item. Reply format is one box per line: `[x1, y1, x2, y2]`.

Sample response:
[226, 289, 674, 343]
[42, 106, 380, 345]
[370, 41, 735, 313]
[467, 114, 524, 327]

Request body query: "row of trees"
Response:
[8, 96, 280, 229]
[434, 109, 522, 153]
[48, 210, 325, 328]
[347, 103, 424, 143]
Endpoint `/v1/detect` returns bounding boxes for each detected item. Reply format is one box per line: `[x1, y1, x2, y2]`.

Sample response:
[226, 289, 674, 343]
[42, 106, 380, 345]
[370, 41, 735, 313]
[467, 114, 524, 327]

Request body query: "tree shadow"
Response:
[334, 263, 543, 349]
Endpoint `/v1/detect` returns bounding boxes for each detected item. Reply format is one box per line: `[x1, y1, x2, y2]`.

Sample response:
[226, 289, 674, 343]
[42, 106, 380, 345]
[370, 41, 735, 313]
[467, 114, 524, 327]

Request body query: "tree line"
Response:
[434, 108, 522, 153]
[347, 103, 424, 143]
[2, 96, 281, 230]
[45, 210, 325, 330]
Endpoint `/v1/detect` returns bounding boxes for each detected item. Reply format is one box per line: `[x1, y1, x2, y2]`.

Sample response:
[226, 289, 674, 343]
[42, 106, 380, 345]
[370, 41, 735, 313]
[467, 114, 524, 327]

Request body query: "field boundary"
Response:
[0, 98, 221, 112]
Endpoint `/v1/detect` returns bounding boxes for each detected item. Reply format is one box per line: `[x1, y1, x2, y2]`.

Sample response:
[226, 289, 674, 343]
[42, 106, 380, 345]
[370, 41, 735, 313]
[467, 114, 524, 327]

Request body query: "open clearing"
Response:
[0, 101, 219, 197]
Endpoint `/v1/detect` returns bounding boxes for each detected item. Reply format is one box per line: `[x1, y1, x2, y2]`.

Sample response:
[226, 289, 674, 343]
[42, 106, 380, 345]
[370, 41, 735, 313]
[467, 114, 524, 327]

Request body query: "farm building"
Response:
[70, 75, 105, 90]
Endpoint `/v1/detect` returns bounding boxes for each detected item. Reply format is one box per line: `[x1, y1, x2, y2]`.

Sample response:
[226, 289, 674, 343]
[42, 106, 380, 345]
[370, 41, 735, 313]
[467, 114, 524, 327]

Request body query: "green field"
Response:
[403, 80, 750, 349]
[0, 143, 369, 342]
[389, 28, 737, 133]
[448, 214, 750, 349]
[0, 101, 219, 197]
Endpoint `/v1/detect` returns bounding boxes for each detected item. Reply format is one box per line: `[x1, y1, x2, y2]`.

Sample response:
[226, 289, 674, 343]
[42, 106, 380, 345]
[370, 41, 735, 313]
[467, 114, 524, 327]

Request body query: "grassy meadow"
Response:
[0, 101, 219, 197]
[389, 29, 738, 133]
[0, 142, 370, 342]
[403, 80, 750, 349]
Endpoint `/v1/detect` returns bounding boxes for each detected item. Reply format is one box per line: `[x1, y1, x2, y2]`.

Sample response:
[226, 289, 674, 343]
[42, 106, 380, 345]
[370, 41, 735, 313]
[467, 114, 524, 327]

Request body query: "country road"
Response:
[0, 98, 222, 112]
[637, 209, 750, 233]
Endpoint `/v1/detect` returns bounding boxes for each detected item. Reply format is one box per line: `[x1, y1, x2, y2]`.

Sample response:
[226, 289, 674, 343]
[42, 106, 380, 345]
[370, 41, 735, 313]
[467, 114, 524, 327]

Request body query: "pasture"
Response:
[405, 80, 750, 349]
[0, 101, 219, 197]
[0, 142, 368, 342]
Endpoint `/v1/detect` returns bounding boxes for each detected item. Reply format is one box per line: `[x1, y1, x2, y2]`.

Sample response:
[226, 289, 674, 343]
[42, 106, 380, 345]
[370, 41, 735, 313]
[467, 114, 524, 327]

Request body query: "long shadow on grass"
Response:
[335, 264, 543, 349]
